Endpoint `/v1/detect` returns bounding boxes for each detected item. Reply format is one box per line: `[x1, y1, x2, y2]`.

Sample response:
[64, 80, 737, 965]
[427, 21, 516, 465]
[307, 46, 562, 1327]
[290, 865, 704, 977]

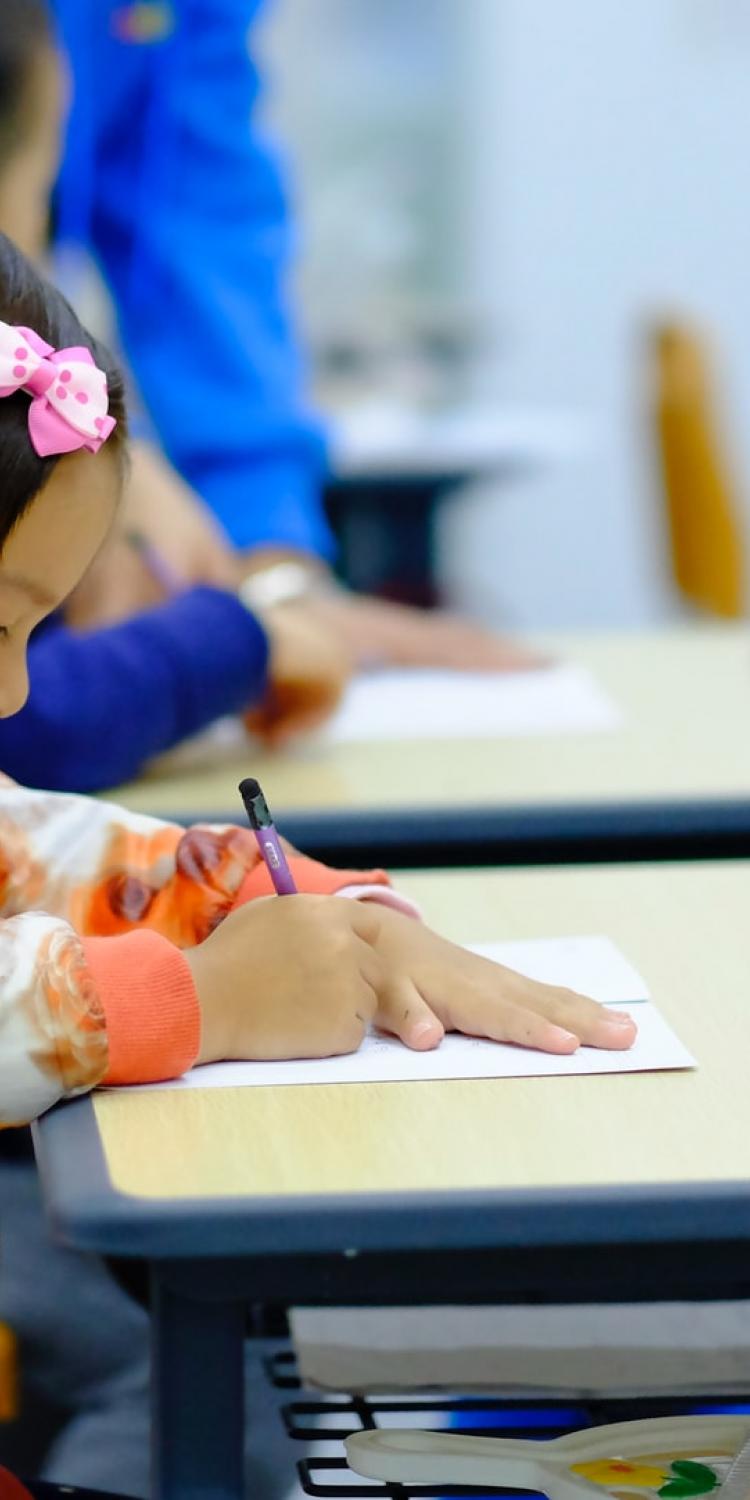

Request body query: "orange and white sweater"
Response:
[0, 776, 401, 1127]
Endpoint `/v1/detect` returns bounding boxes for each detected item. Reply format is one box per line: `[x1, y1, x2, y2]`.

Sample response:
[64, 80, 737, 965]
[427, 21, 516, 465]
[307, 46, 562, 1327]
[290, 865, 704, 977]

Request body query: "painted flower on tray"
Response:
[572, 1461, 669, 1490]
[658, 1462, 720, 1498]
[571, 1460, 719, 1498]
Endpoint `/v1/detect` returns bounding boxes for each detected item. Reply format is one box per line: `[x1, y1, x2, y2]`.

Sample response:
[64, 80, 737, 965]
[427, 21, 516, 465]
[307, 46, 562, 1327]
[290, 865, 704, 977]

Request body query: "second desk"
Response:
[108, 625, 750, 866]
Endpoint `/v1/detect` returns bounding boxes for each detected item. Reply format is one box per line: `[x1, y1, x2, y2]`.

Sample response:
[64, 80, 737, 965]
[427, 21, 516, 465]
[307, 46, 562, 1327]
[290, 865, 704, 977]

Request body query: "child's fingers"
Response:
[444, 955, 638, 1053]
[246, 701, 322, 745]
[504, 979, 638, 1050]
[448, 979, 637, 1054]
[249, 692, 341, 747]
[454, 994, 582, 1054]
[375, 977, 445, 1051]
[257, 716, 323, 749]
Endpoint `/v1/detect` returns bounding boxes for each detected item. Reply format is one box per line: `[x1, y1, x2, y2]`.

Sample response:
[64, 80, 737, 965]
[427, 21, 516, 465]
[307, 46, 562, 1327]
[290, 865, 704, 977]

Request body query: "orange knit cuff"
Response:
[84, 931, 201, 1086]
[233, 854, 391, 907]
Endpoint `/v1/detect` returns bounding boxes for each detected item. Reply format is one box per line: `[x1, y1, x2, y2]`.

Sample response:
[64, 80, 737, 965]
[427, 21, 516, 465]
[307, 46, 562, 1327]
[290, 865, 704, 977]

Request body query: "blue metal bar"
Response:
[150, 1266, 245, 1500]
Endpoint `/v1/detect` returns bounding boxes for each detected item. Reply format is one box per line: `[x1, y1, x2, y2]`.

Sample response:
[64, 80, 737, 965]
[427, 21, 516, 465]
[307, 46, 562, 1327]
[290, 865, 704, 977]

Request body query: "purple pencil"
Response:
[239, 778, 298, 896]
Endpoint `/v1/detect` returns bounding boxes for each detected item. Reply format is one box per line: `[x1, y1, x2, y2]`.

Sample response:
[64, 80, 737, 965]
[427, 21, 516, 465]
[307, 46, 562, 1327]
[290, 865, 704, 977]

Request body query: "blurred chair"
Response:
[0, 1326, 17, 1425]
[651, 323, 745, 616]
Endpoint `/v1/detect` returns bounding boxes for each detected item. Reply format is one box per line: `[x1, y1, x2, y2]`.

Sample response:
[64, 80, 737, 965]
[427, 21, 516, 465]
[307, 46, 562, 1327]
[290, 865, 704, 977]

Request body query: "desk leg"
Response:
[151, 1266, 246, 1500]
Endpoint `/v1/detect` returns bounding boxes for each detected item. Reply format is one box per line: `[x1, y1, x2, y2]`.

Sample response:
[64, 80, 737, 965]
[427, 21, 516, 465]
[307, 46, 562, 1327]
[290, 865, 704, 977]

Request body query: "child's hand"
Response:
[365, 908, 638, 1054]
[188, 896, 425, 1065]
[186, 900, 637, 1070]
[244, 603, 352, 747]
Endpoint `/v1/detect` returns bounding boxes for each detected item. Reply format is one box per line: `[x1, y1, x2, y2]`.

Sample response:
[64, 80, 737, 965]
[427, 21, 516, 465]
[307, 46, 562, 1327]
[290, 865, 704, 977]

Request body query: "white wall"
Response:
[263, 0, 750, 630]
[442, 0, 750, 629]
[259, 0, 470, 357]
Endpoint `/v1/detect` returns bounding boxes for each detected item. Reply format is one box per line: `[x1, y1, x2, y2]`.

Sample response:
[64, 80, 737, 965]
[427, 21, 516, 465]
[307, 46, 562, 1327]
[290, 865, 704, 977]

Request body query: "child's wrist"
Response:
[185, 947, 226, 1066]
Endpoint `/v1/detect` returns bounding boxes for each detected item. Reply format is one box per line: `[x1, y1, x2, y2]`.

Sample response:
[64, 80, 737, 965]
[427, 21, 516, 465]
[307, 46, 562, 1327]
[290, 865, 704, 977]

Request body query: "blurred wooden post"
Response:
[0, 1324, 17, 1424]
[652, 324, 745, 616]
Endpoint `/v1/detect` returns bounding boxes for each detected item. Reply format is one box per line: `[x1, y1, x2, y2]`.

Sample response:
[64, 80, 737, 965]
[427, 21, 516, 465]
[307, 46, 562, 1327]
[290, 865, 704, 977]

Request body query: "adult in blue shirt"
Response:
[52, 0, 333, 563]
[0, 0, 529, 794]
[50, 0, 530, 670]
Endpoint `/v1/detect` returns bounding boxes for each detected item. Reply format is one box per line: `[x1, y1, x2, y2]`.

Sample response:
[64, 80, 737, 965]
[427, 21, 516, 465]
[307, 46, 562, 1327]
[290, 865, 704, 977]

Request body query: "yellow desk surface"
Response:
[94, 859, 750, 1203]
[109, 626, 750, 821]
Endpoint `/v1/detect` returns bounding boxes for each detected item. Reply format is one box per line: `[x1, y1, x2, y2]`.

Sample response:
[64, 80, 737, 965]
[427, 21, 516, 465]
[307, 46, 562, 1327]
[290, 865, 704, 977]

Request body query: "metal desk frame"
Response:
[164, 798, 750, 868]
[34, 1099, 750, 1500]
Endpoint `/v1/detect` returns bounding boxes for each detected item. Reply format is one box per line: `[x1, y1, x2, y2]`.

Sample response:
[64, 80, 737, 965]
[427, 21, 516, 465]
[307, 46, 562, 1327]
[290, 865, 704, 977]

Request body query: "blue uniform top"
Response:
[0, 589, 270, 792]
[50, 0, 334, 558]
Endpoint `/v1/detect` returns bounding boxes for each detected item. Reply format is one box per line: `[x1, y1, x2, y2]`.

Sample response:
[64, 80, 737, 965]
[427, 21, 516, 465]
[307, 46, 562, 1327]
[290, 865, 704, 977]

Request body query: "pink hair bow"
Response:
[0, 320, 116, 458]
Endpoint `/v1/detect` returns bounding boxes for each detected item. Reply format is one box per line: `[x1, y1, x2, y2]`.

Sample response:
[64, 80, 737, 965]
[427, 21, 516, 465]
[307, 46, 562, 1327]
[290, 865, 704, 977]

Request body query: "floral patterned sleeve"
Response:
[0, 776, 393, 1126]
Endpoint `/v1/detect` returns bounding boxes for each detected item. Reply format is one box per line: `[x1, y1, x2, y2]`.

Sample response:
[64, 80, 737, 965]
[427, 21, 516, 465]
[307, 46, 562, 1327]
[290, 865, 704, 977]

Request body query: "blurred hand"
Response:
[66, 441, 235, 627]
[244, 602, 352, 746]
[299, 591, 542, 672]
[233, 544, 540, 671]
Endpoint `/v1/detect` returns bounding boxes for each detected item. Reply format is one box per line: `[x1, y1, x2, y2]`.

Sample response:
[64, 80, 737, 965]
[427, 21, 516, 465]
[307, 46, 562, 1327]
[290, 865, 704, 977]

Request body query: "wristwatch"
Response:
[237, 560, 333, 615]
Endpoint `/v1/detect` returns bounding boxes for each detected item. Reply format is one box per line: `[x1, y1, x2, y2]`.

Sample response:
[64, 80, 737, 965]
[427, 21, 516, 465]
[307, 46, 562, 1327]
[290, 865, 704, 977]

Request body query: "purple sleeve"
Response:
[0, 588, 269, 793]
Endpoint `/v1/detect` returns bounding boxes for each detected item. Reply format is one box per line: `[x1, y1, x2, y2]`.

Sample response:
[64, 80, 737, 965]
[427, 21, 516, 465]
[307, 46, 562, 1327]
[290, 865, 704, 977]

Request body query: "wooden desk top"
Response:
[93, 859, 750, 1206]
[108, 626, 750, 823]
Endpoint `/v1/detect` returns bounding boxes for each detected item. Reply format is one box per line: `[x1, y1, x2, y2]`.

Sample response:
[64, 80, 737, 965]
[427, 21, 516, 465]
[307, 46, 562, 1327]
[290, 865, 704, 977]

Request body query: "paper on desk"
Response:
[127, 936, 693, 1093]
[148, 663, 621, 776]
[318, 663, 622, 744]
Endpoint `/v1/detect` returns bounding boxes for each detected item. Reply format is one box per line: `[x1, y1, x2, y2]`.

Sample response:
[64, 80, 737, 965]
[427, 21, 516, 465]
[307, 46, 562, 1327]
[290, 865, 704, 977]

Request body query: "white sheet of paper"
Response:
[125, 936, 693, 1094]
[318, 663, 622, 744]
[149, 663, 622, 776]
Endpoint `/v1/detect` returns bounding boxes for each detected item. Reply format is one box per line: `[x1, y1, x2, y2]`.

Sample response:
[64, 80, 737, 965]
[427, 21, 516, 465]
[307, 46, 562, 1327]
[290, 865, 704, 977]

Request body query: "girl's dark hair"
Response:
[0, 232, 128, 547]
[0, 0, 53, 166]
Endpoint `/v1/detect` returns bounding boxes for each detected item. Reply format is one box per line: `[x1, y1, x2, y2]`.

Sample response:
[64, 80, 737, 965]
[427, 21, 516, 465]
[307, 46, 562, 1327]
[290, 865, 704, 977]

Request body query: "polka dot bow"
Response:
[0, 321, 117, 458]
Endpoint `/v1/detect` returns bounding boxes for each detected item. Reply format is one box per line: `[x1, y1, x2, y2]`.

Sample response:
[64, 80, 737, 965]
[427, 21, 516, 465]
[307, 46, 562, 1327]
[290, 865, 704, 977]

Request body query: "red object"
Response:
[0, 1470, 36, 1500]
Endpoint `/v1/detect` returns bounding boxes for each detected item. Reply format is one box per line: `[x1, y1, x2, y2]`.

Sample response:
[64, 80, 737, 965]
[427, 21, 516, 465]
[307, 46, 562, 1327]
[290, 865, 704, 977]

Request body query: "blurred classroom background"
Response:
[260, 0, 750, 630]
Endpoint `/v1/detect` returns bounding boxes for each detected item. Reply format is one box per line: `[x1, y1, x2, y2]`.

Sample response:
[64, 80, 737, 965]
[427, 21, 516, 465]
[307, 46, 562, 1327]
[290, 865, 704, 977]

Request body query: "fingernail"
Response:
[604, 1015, 636, 1030]
[608, 1009, 632, 1021]
[411, 1019, 441, 1042]
[556, 1029, 580, 1047]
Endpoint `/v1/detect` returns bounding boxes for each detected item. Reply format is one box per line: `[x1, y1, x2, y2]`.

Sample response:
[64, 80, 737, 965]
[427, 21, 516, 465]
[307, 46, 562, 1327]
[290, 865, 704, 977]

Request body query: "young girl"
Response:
[0, 236, 635, 1492]
[0, 228, 636, 1128]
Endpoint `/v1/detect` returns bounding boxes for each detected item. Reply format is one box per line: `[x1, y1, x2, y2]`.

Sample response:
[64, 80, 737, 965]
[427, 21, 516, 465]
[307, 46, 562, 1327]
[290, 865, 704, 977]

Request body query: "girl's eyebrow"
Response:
[0, 571, 56, 608]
